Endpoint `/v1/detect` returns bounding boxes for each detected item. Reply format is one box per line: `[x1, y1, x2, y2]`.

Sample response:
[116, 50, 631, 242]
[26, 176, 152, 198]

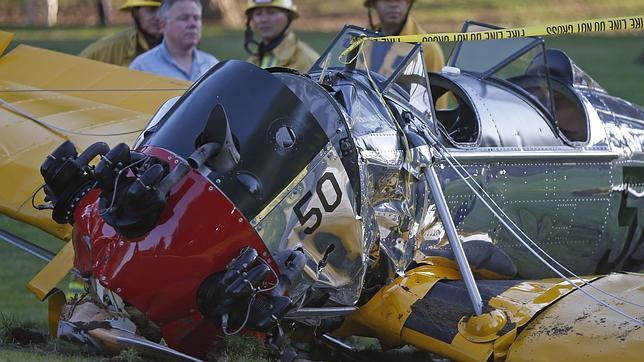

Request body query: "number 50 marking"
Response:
[293, 172, 342, 234]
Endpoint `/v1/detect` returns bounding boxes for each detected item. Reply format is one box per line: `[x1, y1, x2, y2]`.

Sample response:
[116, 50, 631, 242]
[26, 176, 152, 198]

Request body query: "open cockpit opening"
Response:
[509, 74, 588, 143]
[448, 21, 590, 145]
[519, 49, 589, 143]
[429, 73, 479, 145]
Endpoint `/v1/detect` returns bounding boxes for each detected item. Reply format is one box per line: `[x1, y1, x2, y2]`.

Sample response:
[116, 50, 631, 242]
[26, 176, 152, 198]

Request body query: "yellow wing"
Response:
[0, 30, 189, 241]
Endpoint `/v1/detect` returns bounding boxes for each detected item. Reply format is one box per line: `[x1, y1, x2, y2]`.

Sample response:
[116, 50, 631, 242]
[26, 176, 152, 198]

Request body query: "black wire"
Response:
[30, 184, 52, 210]
[244, 16, 260, 55]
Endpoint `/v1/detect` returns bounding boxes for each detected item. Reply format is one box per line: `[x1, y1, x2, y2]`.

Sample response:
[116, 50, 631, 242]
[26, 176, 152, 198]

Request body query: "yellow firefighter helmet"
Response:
[119, 0, 162, 11]
[245, 0, 299, 19]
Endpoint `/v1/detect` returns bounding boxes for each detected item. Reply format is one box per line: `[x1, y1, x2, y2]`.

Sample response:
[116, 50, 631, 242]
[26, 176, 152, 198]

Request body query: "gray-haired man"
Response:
[130, 0, 218, 81]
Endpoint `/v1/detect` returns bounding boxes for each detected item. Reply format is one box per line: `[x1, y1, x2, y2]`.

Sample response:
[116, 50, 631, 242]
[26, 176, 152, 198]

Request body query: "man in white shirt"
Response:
[130, 0, 218, 81]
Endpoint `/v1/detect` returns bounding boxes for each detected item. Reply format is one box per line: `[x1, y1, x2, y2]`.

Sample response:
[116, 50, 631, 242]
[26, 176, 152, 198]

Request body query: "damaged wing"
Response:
[0, 30, 188, 240]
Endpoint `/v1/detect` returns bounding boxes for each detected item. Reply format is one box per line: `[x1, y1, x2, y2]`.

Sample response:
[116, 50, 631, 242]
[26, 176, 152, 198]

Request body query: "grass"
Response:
[0, 309, 104, 362]
[0, 215, 66, 326]
[206, 335, 268, 362]
[0, 215, 92, 361]
[547, 35, 644, 105]
[0, 349, 100, 362]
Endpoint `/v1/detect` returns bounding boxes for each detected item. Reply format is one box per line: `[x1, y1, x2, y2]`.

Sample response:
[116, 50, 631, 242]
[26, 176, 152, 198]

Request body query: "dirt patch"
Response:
[531, 322, 574, 338]
[615, 321, 641, 342]
[572, 310, 591, 323]
[5, 326, 47, 345]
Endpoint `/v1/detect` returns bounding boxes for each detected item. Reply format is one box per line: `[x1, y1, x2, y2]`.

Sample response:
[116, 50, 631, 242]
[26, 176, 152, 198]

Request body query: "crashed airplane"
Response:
[0, 22, 643, 361]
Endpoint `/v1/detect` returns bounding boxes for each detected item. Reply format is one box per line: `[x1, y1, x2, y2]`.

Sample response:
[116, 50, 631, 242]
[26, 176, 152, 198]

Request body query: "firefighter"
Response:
[365, 0, 445, 73]
[365, 0, 447, 106]
[79, 0, 163, 66]
[244, 0, 319, 73]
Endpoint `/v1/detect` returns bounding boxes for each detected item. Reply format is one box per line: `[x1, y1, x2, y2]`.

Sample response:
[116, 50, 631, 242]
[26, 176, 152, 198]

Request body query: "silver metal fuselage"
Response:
[254, 64, 644, 307]
[433, 72, 644, 278]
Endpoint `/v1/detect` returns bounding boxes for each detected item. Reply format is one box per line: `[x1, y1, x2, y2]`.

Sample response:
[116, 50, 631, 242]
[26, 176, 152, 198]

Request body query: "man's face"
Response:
[374, 0, 410, 27]
[251, 7, 290, 43]
[134, 6, 161, 36]
[161, 0, 202, 49]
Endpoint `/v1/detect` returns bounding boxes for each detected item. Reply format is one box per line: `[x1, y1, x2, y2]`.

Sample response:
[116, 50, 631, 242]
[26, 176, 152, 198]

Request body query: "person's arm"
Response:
[424, 43, 449, 109]
[79, 42, 101, 60]
[79, 38, 125, 66]
[424, 43, 445, 74]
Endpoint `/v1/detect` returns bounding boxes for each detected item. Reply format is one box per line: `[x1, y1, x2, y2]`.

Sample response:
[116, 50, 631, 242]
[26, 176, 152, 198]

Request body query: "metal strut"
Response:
[423, 165, 484, 316]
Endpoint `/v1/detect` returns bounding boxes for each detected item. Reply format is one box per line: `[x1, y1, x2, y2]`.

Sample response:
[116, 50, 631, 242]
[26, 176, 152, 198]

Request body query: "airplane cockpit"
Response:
[434, 21, 594, 148]
[306, 24, 598, 151]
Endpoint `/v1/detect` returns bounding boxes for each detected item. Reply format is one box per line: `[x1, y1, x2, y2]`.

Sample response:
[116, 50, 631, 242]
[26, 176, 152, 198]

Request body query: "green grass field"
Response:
[0, 24, 643, 361]
[0, 215, 103, 361]
[0, 218, 60, 325]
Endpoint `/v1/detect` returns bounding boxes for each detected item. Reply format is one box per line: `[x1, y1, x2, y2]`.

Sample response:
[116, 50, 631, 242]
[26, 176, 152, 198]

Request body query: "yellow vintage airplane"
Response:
[0, 27, 643, 361]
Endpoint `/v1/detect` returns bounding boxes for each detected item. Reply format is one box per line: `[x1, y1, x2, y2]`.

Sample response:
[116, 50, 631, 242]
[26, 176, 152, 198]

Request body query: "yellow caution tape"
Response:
[343, 15, 643, 56]
[372, 15, 642, 43]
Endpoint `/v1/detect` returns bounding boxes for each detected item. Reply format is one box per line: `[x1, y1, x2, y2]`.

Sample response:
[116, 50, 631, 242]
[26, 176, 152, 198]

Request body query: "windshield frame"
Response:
[310, 25, 424, 92]
[449, 21, 560, 128]
[449, 20, 547, 79]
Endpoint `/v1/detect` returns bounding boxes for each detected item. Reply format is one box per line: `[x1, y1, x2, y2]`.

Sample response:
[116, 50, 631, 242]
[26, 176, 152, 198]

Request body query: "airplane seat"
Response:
[435, 108, 461, 131]
[429, 73, 479, 144]
[510, 76, 588, 143]
[550, 81, 588, 142]
[519, 50, 589, 143]
[526, 48, 574, 85]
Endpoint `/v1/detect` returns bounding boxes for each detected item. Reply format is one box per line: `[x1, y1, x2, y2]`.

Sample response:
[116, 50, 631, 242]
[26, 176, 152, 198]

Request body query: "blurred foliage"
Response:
[1, 0, 643, 31]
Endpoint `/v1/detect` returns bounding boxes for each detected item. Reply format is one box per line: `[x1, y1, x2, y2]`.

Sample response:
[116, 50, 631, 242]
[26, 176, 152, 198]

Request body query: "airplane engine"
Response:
[39, 60, 384, 356]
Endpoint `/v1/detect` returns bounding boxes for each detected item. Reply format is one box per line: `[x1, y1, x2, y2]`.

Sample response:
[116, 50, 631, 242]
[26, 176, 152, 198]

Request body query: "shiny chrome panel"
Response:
[352, 116, 437, 275]
[255, 145, 365, 306]
[328, 64, 644, 281]
[291, 29, 644, 298]
[429, 156, 614, 278]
